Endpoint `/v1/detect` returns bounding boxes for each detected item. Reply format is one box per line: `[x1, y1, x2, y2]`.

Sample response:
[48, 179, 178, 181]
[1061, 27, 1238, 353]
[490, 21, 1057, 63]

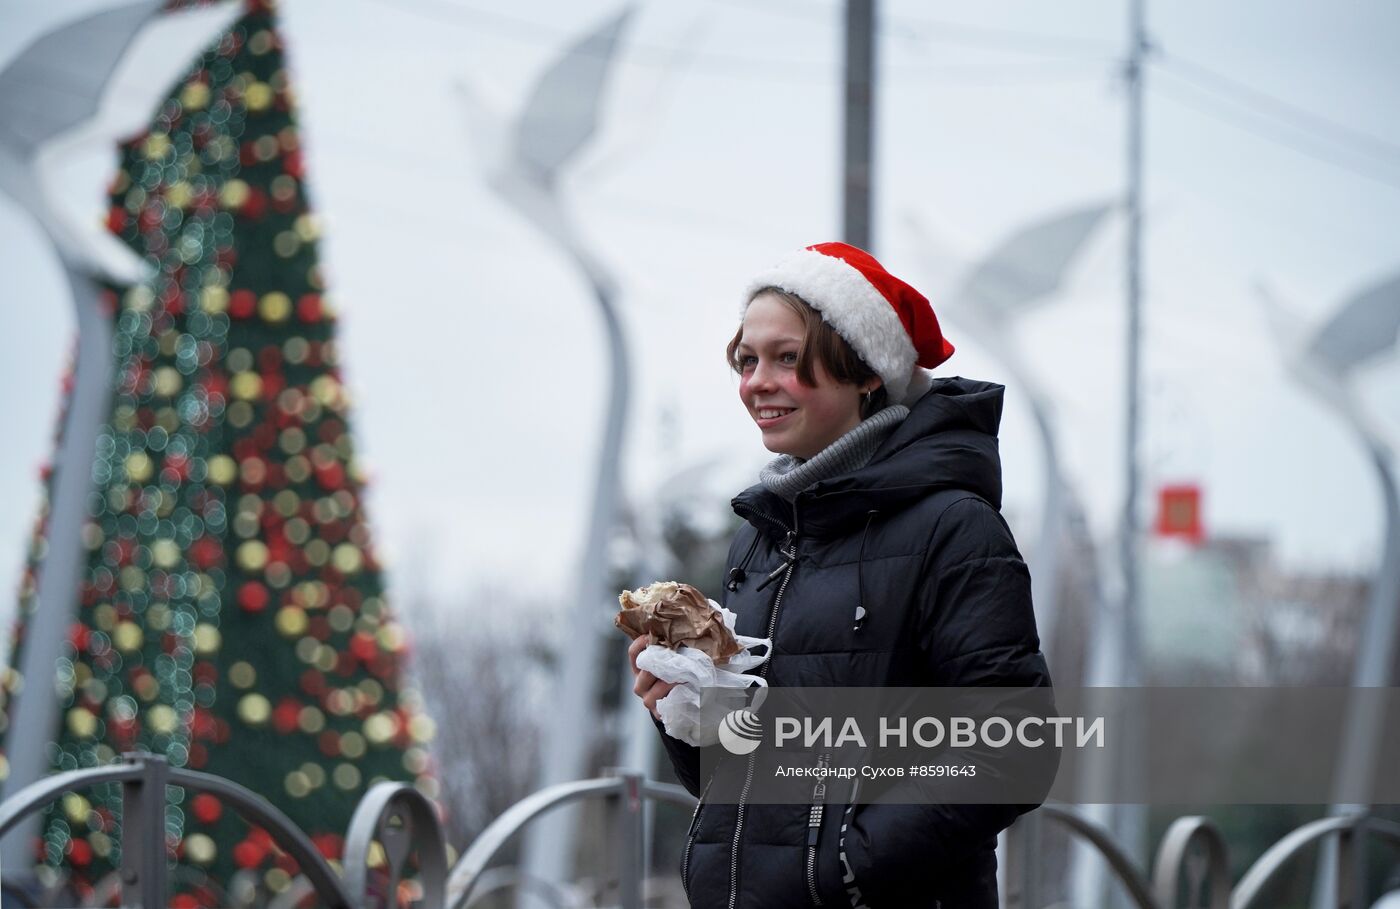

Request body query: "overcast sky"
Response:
[2, 0, 1398, 623]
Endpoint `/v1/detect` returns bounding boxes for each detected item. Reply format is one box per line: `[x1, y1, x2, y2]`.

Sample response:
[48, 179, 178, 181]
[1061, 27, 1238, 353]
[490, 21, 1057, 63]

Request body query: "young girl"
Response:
[629, 242, 1051, 908]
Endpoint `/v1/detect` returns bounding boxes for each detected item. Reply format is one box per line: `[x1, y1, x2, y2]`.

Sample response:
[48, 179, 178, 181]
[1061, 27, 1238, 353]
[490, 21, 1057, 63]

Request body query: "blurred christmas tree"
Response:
[0, 1, 436, 903]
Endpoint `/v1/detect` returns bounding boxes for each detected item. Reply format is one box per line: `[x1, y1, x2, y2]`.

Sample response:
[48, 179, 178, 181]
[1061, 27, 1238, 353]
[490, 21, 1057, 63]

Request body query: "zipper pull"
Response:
[755, 562, 787, 592]
[755, 532, 798, 592]
[807, 752, 830, 846]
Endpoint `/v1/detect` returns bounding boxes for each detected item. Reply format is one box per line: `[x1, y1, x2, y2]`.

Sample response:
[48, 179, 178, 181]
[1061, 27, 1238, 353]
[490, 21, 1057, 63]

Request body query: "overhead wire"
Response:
[1153, 51, 1400, 169]
[357, 0, 1400, 193]
[367, 0, 1113, 85]
[702, 0, 1118, 59]
[1148, 70, 1400, 193]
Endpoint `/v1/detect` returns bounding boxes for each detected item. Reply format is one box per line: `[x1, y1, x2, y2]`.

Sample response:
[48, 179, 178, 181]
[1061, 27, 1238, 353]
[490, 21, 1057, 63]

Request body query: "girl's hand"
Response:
[628, 633, 676, 719]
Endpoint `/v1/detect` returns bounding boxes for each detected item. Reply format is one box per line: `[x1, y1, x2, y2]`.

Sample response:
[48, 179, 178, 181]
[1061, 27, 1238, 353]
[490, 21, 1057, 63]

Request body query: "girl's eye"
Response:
[739, 355, 757, 369]
[779, 352, 799, 365]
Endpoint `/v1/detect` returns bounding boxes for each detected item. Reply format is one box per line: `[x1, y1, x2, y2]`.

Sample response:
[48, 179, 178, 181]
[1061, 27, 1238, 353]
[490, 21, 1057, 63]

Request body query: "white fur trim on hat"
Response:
[745, 248, 919, 403]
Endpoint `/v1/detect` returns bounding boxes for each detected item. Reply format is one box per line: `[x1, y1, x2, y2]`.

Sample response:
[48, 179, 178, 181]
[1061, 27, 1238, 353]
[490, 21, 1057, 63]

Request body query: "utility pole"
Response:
[1115, 0, 1149, 901]
[1072, 3, 1148, 905]
[1122, 0, 1146, 694]
[843, 0, 875, 250]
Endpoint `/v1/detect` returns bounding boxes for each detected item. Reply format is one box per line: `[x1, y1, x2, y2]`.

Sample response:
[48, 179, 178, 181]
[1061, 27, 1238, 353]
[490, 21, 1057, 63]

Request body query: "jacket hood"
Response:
[732, 376, 1005, 538]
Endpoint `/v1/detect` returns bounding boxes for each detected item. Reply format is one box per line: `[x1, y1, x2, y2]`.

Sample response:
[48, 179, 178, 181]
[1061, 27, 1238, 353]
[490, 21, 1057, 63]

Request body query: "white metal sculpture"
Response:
[455, 7, 635, 895]
[1260, 271, 1400, 908]
[0, 0, 239, 874]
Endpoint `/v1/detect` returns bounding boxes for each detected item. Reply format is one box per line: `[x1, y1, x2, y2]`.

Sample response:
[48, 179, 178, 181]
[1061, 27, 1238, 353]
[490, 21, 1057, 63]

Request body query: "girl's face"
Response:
[736, 292, 870, 460]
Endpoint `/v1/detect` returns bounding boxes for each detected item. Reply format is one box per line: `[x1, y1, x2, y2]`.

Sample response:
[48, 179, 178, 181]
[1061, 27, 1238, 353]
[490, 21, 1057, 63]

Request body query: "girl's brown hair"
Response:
[727, 288, 889, 416]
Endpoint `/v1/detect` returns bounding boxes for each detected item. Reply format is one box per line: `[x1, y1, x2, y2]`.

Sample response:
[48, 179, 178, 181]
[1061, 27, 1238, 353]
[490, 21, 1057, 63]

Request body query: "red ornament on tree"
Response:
[192, 793, 223, 824]
[238, 581, 270, 612]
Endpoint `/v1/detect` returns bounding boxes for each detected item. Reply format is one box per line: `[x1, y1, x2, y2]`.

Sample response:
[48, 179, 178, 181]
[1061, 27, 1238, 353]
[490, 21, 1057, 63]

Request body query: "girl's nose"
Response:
[746, 360, 777, 391]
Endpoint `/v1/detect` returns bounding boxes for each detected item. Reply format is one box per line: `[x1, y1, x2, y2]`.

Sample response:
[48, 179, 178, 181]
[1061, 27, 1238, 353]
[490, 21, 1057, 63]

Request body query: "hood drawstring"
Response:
[854, 509, 879, 631]
[726, 530, 764, 591]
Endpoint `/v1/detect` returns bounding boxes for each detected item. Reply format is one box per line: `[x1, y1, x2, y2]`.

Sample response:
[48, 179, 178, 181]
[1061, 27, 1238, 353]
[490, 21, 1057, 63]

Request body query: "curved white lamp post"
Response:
[455, 8, 635, 894]
[0, 0, 238, 874]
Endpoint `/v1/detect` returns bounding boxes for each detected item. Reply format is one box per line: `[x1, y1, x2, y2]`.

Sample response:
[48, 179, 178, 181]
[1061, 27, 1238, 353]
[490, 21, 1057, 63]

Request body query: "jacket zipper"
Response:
[728, 527, 798, 909]
[806, 751, 832, 906]
[680, 777, 714, 899]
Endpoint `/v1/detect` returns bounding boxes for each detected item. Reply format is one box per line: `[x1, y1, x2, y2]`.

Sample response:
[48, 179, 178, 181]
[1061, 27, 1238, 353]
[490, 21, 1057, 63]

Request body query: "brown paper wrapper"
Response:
[616, 581, 743, 666]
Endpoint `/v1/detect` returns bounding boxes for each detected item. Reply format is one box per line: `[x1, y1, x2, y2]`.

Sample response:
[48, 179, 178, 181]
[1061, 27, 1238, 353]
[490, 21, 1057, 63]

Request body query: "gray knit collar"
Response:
[759, 405, 909, 502]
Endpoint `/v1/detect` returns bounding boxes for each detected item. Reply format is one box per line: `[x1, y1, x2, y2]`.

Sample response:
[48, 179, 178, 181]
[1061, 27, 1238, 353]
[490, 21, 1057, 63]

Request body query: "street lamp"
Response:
[1259, 271, 1400, 906]
[0, 0, 238, 874]
[945, 203, 1112, 669]
[455, 8, 635, 896]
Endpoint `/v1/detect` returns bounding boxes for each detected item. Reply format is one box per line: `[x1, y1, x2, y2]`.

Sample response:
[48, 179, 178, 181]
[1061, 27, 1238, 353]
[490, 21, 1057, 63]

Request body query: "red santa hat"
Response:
[744, 241, 954, 405]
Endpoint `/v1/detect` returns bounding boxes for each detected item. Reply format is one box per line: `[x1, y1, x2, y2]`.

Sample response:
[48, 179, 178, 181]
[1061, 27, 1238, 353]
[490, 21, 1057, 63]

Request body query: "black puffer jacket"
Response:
[656, 377, 1052, 909]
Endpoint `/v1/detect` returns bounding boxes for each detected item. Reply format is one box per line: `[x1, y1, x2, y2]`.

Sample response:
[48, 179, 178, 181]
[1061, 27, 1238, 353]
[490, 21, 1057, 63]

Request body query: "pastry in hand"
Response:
[616, 581, 743, 666]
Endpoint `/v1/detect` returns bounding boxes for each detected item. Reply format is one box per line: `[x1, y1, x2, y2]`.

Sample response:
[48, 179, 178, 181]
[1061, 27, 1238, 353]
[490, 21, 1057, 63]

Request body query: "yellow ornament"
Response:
[294, 214, 320, 242]
[245, 81, 273, 112]
[238, 693, 271, 726]
[265, 868, 291, 894]
[230, 371, 262, 401]
[62, 793, 90, 824]
[184, 833, 216, 865]
[408, 714, 436, 744]
[125, 452, 153, 483]
[165, 181, 193, 209]
[113, 621, 143, 653]
[143, 133, 171, 160]
[332, 543, 362, 575]
[219, 179, 250, 209]
[151, 538, 180, 569]
[310, 375, 342, 408]
[148, 704, 178, 735]
[275, 607, 308, 638]
[236, 540, 269, 572]
[194, 623, 221, 655]
[67, 707, 98, 738]
[377, 622, 406, 653]
[207, 455, 237, 485]
[180, 82, 210, 111]
[260, 291, 292, 322]
[153, 367, 183, 398]
[201, 286, 230, 315]
[363, 712, 395, 745]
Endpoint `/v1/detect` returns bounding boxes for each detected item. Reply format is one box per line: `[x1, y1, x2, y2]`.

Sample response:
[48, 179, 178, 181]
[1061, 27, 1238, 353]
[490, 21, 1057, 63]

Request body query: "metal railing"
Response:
[1003, 806, 1400, 909]
[446, 771, 694, 909]
[2, 753, 1397, 909]
[0, 753, 693, 909]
